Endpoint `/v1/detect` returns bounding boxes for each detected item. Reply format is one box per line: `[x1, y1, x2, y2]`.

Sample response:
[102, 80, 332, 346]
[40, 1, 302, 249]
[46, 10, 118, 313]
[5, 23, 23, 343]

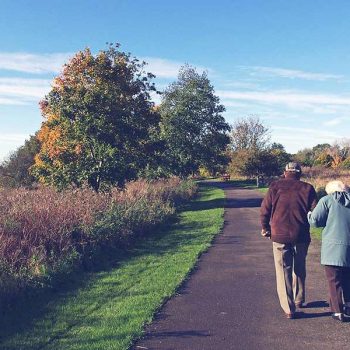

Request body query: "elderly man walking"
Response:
[260, 162, 317, 319]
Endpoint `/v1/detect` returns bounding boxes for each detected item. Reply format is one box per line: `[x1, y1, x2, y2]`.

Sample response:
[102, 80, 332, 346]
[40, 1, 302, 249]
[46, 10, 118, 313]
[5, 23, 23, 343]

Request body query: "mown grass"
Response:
[257, 187, 268, 194]
[0, 185, 225, 350]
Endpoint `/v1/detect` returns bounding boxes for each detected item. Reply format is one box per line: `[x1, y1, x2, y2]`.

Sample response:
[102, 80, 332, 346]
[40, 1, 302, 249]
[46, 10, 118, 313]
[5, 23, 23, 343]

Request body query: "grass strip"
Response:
[0, 185, 225, 350]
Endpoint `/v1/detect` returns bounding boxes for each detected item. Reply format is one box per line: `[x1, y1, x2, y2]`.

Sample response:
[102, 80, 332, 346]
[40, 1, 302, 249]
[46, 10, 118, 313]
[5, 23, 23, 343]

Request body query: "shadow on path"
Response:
[145, 330, 210, 339]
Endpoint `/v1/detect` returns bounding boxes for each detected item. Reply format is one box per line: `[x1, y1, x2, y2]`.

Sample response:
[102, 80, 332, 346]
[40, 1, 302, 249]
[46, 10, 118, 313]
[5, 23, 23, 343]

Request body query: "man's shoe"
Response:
[332, 313, 345, 322]
[343, 305, 350, 316]
[295, 302, 307, 308]
[285, 312, 295, 319]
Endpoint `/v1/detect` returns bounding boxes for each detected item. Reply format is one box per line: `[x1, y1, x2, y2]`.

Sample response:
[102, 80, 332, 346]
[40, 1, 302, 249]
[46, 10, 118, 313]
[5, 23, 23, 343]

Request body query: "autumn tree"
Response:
[228, 117, 284, 183]
[160, 65, 230, 177]
[327, 140, 350, 168]
[230, 116, 270, 152]
[229, 148, 280, 180]
[32, 44, 160, 191]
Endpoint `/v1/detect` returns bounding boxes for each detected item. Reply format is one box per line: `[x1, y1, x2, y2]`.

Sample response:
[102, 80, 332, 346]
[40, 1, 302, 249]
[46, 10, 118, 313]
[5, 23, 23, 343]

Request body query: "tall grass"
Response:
[302, 166, 350, 196]
[0, 178, 196, 306]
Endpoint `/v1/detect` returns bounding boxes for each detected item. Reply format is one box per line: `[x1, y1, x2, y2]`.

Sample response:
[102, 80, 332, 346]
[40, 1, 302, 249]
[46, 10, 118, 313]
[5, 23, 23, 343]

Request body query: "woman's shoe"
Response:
[285, 312, 295, 319]
[331, 313, 345, 322]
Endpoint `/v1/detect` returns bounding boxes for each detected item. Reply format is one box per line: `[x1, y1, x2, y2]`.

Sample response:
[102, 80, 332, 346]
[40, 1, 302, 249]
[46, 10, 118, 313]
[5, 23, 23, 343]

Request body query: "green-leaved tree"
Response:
[160, 65, 230, 177]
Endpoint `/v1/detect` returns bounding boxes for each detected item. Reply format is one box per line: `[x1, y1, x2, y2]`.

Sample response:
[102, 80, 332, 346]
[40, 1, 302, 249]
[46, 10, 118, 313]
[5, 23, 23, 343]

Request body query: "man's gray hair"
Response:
[325, 180, 349, 194]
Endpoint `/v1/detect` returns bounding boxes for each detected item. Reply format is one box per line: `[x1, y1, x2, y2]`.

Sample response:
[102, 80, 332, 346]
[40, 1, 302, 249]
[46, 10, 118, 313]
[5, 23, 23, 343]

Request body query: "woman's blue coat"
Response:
[308, 191, 350, 267]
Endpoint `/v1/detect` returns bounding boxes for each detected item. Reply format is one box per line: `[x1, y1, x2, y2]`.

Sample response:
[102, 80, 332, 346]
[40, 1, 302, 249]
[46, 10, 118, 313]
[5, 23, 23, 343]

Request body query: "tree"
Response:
[230, 116, 270, 152]
[32, 44, 160, 191]
[228, 117, 282, 182]
[327, 140, 350, 168]
[0, 135, 40, 188]
[269, 143, 292, 172]
[160, 65, 230, 177]
[229, 148, 280, 183]
[293, 148, 314, 167]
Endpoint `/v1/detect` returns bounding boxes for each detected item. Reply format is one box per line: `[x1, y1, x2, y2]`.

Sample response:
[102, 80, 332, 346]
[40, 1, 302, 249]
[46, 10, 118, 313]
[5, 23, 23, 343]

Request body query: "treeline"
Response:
[0, 44, 230, 191]
[2, 43, 347, 190]
[294, 141, 350, 169]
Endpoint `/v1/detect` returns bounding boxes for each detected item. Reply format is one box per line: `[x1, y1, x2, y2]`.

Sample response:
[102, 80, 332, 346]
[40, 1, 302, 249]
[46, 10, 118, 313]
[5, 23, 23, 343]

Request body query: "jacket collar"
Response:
[284, 172, 300, 180]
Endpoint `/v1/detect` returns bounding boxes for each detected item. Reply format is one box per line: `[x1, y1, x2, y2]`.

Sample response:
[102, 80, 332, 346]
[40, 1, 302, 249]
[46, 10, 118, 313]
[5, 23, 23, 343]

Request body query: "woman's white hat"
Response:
[325, 180, 349, 194]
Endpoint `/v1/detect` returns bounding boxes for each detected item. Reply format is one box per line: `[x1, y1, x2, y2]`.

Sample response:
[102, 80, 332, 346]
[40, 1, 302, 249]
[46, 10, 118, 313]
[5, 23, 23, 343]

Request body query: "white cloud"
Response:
[0, 77, 51, 105]
[217, 89, 350, 110]
[0, 52, 72, 74]
[323, 117, 348, 127]
[0, 97, 28, 105]
[142, 57, 182, 78]
[142, 57, 211, 79]
[241, 66, 343, 81]
[0, 134, 30, 161]
[271, 126, 341, 153]
[272, 125, 338, 137]
[221, 81, 260, 89]
[0, 133, 29, 143]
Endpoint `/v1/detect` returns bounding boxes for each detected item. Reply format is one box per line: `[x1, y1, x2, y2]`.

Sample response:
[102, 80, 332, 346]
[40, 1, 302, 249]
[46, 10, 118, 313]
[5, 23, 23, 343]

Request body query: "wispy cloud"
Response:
[241, 66, 343, 81]
[271, 126, 341, 152]
[0, 134, 31, 161]
[142, 57, 211, 79]
[0, 77, 51, 105]
[0, 133, 29, 143]
[221, 81, 260, 89]
[323, 117, 349, 127]
[0, 52, 71, 74]
[273, 125, 338, 137]
[217, 89, 350, 110]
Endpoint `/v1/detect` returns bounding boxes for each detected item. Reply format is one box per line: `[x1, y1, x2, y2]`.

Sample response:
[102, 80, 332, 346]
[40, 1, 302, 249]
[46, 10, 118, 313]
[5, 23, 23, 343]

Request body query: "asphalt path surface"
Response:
[133, 183, 350, 350]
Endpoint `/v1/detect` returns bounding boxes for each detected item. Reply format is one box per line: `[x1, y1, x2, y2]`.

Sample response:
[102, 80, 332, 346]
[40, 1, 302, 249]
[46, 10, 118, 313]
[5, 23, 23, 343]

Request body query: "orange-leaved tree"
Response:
[32, 44, 161, 191]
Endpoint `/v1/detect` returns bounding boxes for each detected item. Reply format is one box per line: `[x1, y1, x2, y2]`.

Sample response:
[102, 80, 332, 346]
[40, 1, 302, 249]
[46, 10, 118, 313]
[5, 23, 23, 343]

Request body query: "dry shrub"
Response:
[0, 178, 197, 302]
[0, 187, 109, 276]
[302, 166, 350, 197]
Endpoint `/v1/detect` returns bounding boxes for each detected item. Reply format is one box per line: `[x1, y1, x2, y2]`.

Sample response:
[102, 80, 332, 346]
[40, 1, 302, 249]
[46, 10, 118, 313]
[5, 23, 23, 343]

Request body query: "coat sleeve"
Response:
[308, 196, 329, 228]
[309, 186, 318, 211]
[260, 187, 273, 231]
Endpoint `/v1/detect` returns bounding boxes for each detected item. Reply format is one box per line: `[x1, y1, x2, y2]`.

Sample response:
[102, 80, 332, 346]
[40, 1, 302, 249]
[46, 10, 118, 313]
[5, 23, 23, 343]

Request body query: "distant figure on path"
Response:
[260, 162, 317, 319]
[308, 180, 350, 322]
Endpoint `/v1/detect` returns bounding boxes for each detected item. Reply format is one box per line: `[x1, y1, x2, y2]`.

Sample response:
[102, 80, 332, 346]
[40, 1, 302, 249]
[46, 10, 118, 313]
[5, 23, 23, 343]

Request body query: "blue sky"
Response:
[1, 0, 350, 160]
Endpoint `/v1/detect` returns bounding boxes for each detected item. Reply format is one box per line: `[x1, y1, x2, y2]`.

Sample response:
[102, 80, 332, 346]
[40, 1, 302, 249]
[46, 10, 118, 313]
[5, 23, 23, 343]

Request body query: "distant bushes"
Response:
[0, 178, 196, 306]
[302, 166, 350, 198]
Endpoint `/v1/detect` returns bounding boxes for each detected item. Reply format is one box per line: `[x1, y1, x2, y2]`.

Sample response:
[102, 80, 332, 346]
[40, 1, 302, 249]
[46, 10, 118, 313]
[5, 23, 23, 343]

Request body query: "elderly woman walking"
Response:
[308, 180, 350, 322]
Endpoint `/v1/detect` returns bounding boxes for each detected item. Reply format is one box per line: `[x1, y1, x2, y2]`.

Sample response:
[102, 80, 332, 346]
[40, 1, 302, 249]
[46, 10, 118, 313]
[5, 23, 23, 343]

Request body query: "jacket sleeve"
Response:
[309, 186, 318, 211]
[260, 187, 273, 231]
[308, 196, 329, 228]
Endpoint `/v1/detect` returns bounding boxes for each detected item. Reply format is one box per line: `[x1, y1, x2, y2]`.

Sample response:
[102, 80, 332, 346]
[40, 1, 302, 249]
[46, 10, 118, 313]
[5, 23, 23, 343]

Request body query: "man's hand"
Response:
[261, 229, 271, 238]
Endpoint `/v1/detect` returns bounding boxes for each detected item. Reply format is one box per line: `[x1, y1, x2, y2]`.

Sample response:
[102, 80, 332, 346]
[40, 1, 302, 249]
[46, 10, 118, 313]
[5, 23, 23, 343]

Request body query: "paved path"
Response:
[133, 184, 350, 350]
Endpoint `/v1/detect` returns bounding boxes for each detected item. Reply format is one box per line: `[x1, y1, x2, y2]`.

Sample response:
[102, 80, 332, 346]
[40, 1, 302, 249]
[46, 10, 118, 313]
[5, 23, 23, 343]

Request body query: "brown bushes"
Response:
[0, 178, 197, 302]
[302, 166, 350, 196]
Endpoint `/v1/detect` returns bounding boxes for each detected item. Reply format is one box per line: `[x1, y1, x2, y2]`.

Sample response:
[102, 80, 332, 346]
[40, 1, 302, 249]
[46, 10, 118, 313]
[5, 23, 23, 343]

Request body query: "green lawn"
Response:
[257, 187, 268, 194]
[311, 227, 323, 240]
[0, 185, 225, 350]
